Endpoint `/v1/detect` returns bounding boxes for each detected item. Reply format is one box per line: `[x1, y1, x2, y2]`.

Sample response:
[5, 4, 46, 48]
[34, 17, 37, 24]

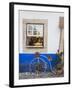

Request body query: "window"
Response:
[26, 23, 44, 48]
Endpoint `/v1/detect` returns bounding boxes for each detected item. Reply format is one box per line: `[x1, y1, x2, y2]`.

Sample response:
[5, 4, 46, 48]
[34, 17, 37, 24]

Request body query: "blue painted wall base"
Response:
[19, 53, 59, 73]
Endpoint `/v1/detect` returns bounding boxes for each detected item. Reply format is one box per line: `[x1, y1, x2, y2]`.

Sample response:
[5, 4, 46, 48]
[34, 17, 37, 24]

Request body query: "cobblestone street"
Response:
[19, 72, 64, 79]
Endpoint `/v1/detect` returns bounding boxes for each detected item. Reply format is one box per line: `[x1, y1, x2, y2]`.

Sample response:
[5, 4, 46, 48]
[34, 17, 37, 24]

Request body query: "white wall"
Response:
[19, 10, 64, 53]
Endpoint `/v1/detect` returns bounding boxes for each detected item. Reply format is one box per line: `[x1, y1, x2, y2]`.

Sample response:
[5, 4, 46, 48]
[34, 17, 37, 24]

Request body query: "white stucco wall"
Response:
[19, 10, 64, 53]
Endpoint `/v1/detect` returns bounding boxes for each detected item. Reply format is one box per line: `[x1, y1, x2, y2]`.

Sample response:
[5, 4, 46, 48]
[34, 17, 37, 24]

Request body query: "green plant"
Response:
[55, 50, 64, 75]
